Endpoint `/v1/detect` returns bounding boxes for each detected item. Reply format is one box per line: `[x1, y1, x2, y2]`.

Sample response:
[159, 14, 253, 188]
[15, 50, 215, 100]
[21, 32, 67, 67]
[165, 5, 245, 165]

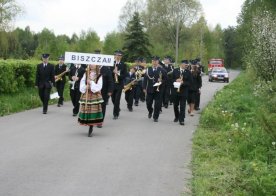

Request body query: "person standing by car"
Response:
[35, 53, 55, 114]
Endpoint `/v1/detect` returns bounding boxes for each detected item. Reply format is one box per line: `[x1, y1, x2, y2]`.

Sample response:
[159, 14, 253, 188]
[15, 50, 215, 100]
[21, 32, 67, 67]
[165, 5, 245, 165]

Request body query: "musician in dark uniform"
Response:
[124, 66, 136, 112]
[54, 56, 67, 107]
[35, 53, 55, 114]
[68, 63, 86, 116]
[133, 57, 145, 106]
[143, 56, 167, 122]
[161, 56, 174, 108]
[95, 49, 114, 128]
[139, 58, 147, 102]
[172, 60, 192, 125]
[110, 50, 127, 120]
[195, 58, 204, 110]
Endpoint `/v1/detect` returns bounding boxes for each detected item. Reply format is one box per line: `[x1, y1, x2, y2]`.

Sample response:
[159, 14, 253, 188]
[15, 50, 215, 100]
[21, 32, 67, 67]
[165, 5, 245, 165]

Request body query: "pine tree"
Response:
[123, 12, 151, 62]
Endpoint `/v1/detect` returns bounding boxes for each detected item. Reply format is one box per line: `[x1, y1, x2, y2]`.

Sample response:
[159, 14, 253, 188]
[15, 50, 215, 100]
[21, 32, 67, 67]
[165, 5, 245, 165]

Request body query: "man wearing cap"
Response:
[95, 49, 114, 127]
[172, 60, 192, 125]
[54, 56, 67, 107]
[68, 63, 86, 116]
[162, 56, 174, 108]
[111, 50, 127, 120]
[195, 58, 204, 110]
[35, 54, 55, 114]
[133, 57, 145, 106]
[143, 56, 167, 122]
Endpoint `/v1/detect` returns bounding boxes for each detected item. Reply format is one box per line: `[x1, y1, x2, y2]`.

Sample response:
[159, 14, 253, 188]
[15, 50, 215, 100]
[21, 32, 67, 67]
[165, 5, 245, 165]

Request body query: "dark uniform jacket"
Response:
[68, 65, 85, 90]
[36, 63, 55, 89]
[124, 72, 136, 86]
[111, 61, 127, 88]
[55, 64, 67, 83]
[143, 66, 168, 94]
[189, 71, 202, 91]
[100, 66, 114, 97]
[172, 68, 192, 97]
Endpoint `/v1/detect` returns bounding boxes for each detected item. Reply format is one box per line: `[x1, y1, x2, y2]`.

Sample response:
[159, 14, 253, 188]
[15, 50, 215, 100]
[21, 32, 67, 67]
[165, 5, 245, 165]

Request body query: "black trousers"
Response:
[38, 87, 51, 112]
[146, 92, 162, 120]
[173, 95, 187, 123]
[125, 89, 134, 109]
[70, 89, 81, 114]
[101, 94, 109, 120]
[111, 87, 123, 116]
[134, 84, 142, 104]
[195, 91, 201, 109]
[56, 82, 65, 104]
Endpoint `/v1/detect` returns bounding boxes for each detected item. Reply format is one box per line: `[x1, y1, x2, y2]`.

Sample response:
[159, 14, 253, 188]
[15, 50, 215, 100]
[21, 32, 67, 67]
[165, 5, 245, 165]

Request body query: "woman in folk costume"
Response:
[78, 64, 104, 137]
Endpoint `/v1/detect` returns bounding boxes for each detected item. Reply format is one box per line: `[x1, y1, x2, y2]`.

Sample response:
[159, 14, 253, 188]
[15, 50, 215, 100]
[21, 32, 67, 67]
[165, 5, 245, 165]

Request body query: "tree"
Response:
[102, 31, 124, 55]
[122, 12, 151, 62]
[118, 0, 146, 32]
[0, 0, 22, 31]
[76, 29, 101, 53]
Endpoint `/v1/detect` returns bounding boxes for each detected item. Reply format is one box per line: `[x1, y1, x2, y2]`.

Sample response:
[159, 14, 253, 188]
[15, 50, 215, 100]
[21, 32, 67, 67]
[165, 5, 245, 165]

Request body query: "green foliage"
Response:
[102, 31, 124, 55]
[191, 72, 276, 195]
[123, 12, 151, 61]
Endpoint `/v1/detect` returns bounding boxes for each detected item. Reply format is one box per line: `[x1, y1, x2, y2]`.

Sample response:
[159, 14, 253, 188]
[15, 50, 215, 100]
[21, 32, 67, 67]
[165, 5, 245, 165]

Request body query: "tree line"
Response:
[0, 0, 229, 67]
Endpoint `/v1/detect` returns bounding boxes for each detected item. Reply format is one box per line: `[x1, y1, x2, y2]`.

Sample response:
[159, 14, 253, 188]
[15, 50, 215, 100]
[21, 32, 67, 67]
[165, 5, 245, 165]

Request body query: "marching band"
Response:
[38, 50, 203, 136]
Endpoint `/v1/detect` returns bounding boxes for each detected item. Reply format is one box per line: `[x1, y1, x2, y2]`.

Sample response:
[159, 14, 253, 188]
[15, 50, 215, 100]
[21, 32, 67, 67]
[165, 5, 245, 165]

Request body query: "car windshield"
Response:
[212, 68, 227, 73]
[210, 61, 222, 64]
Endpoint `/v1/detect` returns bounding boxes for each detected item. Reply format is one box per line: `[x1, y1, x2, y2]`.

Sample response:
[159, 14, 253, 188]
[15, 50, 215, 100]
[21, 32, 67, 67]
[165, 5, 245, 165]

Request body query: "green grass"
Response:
[191, 71, 276, 195]
[0, 84, 71, 116]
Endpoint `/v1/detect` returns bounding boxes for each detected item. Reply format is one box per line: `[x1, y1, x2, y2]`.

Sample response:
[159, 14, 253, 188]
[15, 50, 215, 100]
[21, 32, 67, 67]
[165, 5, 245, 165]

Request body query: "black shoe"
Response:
[128, 107, 133, 112]
[113, 115, 118, 120]
[164, 104, 168, 108]
[195, 107, 200, 111]
[169, 102, 173, 105]
[135, 103, 138, 106]
[73, 113, 77, 116]
[43, 110, 47, 114]
[179, 121, 185, 125]
[174, 118, 178, 122]
[148, 113, 152, 119]
[57, 104, 61, 107]
[153, 118, 158, 122]
[97, 125, 102, 128]
[88, 126, 93, 137]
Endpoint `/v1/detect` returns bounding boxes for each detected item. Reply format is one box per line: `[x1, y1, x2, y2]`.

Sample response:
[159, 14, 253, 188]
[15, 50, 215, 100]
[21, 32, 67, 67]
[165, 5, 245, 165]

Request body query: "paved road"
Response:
[0, 70, 240, 196]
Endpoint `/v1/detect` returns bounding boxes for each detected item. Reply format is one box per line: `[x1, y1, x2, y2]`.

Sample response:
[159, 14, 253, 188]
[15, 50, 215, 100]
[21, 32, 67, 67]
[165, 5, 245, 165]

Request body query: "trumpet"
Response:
[177, 75, 183, 93]
[69, 67, 79, 90]
[156, 71, 162, 92]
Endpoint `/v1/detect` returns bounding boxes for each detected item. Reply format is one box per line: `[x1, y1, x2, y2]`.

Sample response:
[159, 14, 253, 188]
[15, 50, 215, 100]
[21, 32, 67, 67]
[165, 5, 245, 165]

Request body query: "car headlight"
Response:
[213, 74, 217, 77]
[224, 74, 229, 78]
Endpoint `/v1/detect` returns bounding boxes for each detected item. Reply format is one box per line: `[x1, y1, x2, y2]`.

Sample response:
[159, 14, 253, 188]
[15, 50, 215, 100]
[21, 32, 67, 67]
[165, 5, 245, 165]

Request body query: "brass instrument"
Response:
[55, 68, 69, 82]
[123, 77, 143, 93]
[70, 68, 79, 90]
[135, 69, 145, 79]
[177, 74, 183, 93]
[156, 71, 162, 92]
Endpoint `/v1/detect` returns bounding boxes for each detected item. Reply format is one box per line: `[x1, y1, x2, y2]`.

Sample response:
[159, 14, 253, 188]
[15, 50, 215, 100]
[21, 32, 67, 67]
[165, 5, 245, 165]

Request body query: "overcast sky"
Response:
[15, 0, 245, 40]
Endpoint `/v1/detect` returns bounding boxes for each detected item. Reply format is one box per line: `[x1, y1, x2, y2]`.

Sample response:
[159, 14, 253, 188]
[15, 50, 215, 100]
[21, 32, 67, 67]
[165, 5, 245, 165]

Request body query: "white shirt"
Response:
[79, 74, 103, 94]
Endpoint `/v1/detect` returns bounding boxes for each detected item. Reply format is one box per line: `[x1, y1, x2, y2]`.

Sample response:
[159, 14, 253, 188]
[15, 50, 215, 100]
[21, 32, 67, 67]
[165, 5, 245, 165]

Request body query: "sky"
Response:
[14, 0, 245, 40]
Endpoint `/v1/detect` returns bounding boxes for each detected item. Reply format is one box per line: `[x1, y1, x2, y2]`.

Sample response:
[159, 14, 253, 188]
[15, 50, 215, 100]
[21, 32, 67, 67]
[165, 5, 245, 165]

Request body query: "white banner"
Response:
[64, 52, 114, 66]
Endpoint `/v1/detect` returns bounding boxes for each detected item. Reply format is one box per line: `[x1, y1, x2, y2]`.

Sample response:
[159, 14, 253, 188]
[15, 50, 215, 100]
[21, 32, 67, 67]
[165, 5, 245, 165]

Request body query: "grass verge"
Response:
[191, 71, 276, 195]
[0, 84, 71, 116]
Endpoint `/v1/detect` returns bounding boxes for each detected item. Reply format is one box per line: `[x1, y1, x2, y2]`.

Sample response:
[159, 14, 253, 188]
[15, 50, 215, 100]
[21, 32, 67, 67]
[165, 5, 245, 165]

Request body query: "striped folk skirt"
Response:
[78, 91, 104, 126]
